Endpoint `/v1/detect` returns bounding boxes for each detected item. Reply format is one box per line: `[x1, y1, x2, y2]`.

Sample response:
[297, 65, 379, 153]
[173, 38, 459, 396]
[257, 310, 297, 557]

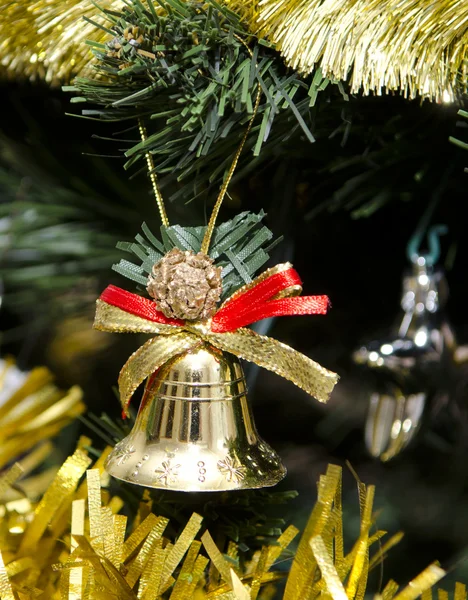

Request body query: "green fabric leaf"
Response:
[111, 211, 279, 299]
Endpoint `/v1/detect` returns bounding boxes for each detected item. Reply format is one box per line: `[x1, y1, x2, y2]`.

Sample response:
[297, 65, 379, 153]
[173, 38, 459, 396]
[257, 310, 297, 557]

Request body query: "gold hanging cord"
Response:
[200, 84, 261, 255]
[138, 120, 170, 228]
[138, 35, 262, 251]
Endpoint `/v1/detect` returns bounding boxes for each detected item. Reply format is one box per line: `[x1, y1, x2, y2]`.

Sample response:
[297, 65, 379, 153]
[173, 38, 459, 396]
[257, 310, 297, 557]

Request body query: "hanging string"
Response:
[200, 35, 262, 255]
[406, 169, 452, 266]
[200, 85, 261, 255]
[138, 119, 170, 228]
[138, 35, 262, 246]
[201, 85, 262, 254]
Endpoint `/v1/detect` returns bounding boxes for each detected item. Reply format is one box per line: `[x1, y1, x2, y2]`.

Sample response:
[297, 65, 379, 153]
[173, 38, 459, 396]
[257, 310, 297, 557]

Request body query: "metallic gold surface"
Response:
[118, 332, 200, 413]
[226, 0, 468, 102]
[284, 463, 342, 599]
[2, 0, 466, 100]
[95, 261, 339, 415]
[207, 327, 338, 403]
[138, 119, 170, 228]
[0, 445, 458, 599]
[94, 298, 176, 335]
[310, 536, 348, 600]
[0, 550, 14, 600]
[0, 0, 120, 84]
[147, 248, 223, 321]
[231, 569, 251, 600]
[19, 447, 92, 554]
[0, 360, 85, 500]
[393, 564, 446, 600]
[201, 531, 233, 584]
[162, 513, 204, 587]
[105, 345, 286, 491]
[200, 84, 262, 254]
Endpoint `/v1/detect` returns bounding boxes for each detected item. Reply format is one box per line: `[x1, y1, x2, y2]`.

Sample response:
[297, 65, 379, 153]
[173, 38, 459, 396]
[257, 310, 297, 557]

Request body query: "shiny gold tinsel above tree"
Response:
[1, 0, 468, 99]
[226, 0, 468, 102]
[0, 0, 118, 83]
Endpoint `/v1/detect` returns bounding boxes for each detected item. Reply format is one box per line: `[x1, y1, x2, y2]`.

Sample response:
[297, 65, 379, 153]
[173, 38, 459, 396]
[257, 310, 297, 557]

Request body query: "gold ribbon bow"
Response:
[94, 264, 339, 416]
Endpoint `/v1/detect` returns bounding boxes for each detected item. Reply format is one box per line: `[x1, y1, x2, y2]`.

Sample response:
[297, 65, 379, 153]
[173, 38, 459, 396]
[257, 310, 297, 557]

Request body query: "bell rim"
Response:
[106, 464, 287, 492]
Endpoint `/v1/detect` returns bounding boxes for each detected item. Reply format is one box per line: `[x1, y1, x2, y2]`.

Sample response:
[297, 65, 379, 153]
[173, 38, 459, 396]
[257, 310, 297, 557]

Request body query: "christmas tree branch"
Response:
[65, 0, 346, 202]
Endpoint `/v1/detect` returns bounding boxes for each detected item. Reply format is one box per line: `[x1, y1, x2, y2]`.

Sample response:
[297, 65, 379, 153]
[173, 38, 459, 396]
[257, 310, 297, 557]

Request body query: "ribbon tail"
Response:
[218, 263, 295, 309]
[119, 332, 200, 416]
[94, 299, 176, 335]
[207, 328, 339, 403]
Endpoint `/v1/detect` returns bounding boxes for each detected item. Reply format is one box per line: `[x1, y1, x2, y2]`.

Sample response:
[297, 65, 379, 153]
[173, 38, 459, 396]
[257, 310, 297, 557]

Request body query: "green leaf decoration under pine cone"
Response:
[112, 211, 281, 300]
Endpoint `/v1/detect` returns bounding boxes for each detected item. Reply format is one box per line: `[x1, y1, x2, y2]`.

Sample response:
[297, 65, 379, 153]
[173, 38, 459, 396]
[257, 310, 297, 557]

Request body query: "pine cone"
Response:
[147, 248, 222, 321]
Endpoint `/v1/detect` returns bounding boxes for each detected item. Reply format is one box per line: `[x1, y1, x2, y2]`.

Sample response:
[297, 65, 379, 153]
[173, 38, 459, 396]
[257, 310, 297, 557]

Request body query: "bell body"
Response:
[105, 345, 286, 491]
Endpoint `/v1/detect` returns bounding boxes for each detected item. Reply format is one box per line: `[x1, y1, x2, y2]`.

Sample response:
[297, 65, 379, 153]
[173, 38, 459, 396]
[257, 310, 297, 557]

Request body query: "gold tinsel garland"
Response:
[0, 438, 461, 599]
[225, 0, 468, 102]
[0, 358, 84, 483]
[1, 0, 468, 100]
[0, 0, 119, 84]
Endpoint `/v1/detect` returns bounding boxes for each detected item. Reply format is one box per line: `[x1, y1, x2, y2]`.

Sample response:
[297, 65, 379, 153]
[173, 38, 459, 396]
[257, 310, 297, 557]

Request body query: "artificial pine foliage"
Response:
[66, 0, 346, 202]
[1, 0, 468, 594]
[113, 211, 280, 299]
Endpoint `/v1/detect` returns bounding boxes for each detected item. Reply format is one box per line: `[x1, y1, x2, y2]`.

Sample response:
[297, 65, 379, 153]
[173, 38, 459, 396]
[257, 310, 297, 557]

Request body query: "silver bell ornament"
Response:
[353, 225, 456, 460]
[105, 344, 286, 491]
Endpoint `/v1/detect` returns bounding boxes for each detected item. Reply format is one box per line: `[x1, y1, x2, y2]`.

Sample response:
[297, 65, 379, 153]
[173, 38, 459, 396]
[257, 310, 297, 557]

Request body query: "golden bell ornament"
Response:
[105, 344, 286, 491]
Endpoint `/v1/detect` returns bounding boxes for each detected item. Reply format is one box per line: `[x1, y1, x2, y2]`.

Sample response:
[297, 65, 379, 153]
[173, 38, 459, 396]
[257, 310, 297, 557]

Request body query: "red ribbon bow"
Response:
[99, 267, 330, 330]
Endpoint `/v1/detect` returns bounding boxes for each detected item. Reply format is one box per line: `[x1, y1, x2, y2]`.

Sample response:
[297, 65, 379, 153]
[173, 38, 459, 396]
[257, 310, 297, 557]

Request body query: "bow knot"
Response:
[184, 319, 213, 337]
[94, 263, 339, 416]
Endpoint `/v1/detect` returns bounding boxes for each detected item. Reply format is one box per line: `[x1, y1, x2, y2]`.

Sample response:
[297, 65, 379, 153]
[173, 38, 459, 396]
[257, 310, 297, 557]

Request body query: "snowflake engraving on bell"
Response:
[147, 248, 222, 321]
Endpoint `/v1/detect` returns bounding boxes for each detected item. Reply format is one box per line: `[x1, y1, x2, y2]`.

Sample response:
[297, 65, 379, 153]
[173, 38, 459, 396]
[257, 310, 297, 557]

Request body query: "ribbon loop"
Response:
[94, 300, 177, 337]
[101, 285, 183, 327]
[206, 328, 338, 403]
[94, 263, 338, 413]
[119, 333, 200, 416]
[212, 294, 330, 333]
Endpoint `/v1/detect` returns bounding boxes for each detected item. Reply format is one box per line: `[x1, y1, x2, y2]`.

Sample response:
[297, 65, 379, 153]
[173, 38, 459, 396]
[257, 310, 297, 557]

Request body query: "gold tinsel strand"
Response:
[225, 0, 468, 102]
[0, 440, 459, 599]
[0, 0, 121, 84]
[1, 0, 467, 99]
[0, 358, 85, 500]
